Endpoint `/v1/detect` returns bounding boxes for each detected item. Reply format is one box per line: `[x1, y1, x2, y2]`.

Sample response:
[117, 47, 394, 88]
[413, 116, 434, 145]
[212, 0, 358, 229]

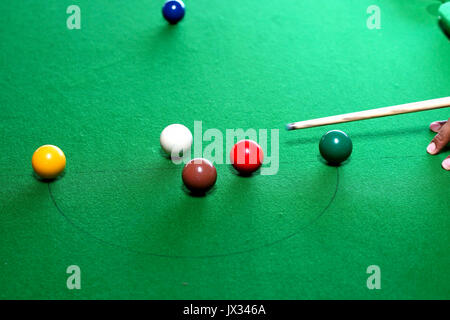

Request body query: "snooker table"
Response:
[1, 0, 449, 300]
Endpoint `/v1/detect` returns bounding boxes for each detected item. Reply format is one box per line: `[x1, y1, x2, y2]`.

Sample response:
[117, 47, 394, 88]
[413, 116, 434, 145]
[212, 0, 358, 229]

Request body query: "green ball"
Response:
[319, 130, 353, 165]
[439, 2, 450, 34]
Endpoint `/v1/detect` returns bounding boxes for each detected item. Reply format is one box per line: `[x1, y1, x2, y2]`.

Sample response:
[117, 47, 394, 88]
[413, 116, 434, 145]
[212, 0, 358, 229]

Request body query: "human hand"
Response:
[427, 119, 450, 170]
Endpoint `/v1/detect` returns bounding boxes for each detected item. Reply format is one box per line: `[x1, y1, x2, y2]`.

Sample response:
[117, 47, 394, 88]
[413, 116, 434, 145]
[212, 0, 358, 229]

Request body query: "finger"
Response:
[442, 156, 450, 171]
[427, 119, 450, 155]
[429, 120, 447, 133]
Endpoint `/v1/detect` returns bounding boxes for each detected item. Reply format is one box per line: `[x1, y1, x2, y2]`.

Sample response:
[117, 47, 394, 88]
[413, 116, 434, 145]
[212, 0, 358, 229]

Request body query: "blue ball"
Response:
[162, 0, 185, 25]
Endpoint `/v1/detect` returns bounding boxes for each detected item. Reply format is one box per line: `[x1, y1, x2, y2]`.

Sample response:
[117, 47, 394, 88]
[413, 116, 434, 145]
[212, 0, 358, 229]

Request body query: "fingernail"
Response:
[443, 158, 450, 170]
[427, 142, 436, 154]
[430, 122, 440, 132]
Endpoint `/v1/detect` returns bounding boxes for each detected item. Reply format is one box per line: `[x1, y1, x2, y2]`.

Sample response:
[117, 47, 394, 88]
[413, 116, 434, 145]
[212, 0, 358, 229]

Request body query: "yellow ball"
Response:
[32, 145, 66, 179]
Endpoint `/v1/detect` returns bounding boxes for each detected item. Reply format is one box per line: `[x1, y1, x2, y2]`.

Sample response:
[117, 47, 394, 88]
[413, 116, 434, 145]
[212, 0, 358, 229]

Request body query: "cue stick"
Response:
[286, 96, 450, 131]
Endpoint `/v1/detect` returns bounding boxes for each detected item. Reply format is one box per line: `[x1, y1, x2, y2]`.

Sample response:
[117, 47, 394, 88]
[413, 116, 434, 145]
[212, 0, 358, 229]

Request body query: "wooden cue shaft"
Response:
[286, 96, 450, 131]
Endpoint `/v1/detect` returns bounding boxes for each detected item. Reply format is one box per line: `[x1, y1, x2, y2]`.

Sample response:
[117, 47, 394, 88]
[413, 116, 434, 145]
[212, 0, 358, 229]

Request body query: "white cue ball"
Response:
[160, 124, 193, 157]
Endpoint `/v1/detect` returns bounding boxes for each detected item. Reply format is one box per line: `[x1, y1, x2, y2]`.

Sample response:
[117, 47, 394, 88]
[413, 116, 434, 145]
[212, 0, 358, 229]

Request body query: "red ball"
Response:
[230, 140, 264, 175]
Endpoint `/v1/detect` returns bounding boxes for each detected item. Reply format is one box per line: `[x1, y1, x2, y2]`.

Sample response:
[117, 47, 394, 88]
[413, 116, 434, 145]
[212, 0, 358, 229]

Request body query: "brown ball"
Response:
[182, 158, 217, 194]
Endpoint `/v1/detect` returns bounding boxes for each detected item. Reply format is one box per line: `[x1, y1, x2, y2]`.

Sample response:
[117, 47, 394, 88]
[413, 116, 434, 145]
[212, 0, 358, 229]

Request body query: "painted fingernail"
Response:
[427, 142, 436, 154]
[442, 158, 450, 170]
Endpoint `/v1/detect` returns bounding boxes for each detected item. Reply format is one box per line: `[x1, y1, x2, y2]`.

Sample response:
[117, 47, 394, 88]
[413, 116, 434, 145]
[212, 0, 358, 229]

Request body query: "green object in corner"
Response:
[439, 2, 450, 33]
